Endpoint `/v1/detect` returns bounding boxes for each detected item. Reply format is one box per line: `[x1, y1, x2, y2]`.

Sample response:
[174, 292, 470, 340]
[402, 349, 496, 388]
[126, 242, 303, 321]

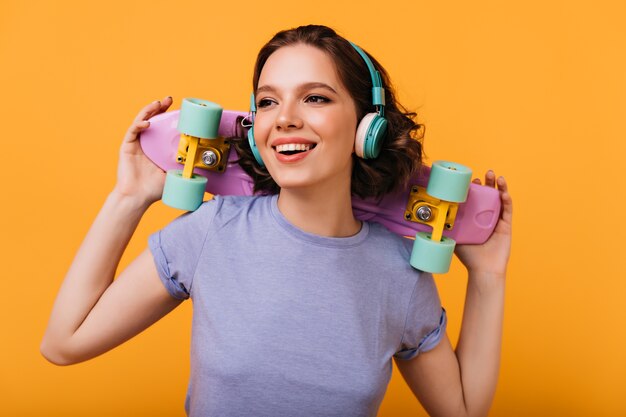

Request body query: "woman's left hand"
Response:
[454, 170, 513, 277]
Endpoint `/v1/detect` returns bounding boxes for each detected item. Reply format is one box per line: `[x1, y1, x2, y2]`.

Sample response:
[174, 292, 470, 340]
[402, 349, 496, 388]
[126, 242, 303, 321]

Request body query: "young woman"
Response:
[42, 25, 513, 417]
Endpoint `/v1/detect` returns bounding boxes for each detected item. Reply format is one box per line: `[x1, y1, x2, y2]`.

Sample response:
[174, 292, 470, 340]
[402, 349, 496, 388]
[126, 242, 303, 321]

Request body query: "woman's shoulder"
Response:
[193, 193, 275, 224]
[166, 194, 269, 225]
[365, 221, 414, 259]
[208, 193, 273, 212]
[361, 222, 429, 294]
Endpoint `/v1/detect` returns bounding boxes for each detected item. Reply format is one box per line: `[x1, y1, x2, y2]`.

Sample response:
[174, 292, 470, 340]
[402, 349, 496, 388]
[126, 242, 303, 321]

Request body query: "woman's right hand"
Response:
[114, 96, 174, 207]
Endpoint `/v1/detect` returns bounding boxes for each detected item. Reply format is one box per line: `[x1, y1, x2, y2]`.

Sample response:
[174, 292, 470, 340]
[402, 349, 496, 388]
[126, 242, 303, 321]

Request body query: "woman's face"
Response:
[253, 43, 358, 192]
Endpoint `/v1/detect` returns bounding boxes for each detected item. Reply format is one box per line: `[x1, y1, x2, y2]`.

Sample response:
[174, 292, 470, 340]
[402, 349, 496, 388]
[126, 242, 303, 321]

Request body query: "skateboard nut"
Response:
[416, 205, 433, 222]
[201, 150, 218, 167]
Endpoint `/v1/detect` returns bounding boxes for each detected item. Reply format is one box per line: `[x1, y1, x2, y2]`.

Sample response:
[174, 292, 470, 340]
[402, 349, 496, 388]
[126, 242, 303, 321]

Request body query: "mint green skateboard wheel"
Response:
[426, 161, 472, 203]
[410, 232, 456, 273]
[177, 98, 223, 139]
[162, 170, 207, 211]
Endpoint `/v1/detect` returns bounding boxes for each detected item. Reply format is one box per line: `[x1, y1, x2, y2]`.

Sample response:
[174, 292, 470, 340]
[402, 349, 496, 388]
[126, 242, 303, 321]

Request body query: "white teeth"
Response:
[276, 143, 311, 153]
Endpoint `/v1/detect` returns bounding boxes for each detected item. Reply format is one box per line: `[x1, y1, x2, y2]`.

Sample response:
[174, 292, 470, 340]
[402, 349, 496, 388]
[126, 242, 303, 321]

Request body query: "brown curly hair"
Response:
[233, 24, 424, 199]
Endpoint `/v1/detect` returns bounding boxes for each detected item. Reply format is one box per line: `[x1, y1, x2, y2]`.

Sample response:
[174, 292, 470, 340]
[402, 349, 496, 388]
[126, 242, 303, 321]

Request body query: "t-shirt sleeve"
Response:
[393, 272, 447, 360]
[148, 197, 220, 300]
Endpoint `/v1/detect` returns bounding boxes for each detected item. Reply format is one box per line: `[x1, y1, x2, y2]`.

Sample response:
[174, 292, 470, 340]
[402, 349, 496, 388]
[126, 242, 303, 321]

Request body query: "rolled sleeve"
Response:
[148, 197, 220, 300]
[149, 231, 191, 300]
[394, 272, 446, 361]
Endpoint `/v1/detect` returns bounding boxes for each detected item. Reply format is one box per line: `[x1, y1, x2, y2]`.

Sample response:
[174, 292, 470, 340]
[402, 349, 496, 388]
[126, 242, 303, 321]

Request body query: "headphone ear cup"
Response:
[355, 113, 387, 159]
[247, 126, 265, 167]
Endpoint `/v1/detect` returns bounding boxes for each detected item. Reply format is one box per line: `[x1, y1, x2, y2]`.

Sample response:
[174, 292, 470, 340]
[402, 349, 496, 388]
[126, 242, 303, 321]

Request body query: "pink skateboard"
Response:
[140, 99, 501, 273]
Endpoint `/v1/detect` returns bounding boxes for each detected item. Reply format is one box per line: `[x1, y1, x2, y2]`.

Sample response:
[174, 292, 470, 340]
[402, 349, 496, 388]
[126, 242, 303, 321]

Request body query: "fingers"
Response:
[479, 169, 512, 223]
[124, 96, 173, 144]
[485, 170, 496, 187]
[154, 96, 173, 117]
[133, 100, 159, 123]
[497, 175, 513, 223]
[472, 170, 498, 187]
[133, 96, 173, 122]
[495, 175, 508, 193]
[124, 120, 150, 144]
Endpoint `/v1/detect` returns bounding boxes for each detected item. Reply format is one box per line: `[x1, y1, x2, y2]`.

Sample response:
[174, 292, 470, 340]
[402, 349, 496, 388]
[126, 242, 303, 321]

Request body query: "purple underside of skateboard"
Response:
[140, 110, 501, 244]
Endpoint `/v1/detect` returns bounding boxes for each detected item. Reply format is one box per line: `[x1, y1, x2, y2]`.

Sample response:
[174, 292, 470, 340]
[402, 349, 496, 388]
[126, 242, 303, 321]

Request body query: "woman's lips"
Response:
[270, 137, 317, 163]
[273, 144, 316, 163]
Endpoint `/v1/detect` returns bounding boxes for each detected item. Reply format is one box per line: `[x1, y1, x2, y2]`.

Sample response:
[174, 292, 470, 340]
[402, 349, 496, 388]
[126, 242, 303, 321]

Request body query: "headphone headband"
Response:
[348, 41, 385, 109]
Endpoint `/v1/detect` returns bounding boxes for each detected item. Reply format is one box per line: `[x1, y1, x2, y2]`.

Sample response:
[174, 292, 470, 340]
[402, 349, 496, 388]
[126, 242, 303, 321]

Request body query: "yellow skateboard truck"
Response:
[406, 161, 472, 273]
[405, 185, 460, 243]
[161, 98, 225, 211]
[177, 133, 231, 177]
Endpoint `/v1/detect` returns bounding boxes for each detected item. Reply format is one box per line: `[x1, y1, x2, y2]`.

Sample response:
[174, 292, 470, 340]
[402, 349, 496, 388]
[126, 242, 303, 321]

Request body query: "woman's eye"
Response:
[257, 99, 274, 108]
[305, 95, 330, 104]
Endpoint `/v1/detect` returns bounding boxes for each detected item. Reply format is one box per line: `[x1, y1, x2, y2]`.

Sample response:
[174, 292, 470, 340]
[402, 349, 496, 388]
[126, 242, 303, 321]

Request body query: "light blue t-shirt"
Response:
[149, 194, 446, 417]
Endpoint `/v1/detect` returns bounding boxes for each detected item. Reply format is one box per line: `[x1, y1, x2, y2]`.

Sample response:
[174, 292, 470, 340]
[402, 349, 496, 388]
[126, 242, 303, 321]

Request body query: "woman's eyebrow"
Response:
[256, 82, 338, 95]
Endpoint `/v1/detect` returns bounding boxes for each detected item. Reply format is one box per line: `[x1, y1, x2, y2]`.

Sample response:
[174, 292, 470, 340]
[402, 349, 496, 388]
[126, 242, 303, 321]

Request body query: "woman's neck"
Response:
[276, 181, 361, 238]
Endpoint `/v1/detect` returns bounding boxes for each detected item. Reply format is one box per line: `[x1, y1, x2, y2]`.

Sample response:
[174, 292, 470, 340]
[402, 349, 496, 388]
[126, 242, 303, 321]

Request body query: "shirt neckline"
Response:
[268, 194, 370, 248]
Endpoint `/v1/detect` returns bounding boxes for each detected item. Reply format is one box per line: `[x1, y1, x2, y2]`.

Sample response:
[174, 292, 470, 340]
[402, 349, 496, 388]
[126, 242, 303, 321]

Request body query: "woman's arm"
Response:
[41, 98, 181, 365]
[395, 171, 512, 417]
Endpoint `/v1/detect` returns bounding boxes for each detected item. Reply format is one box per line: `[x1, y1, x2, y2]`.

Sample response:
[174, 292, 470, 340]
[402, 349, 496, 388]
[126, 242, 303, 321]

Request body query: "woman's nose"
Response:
[276, 102, 303, 130]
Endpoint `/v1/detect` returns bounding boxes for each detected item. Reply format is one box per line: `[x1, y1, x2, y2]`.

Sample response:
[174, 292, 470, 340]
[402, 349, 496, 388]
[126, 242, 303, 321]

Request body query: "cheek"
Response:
[335, 115, 358, 150]
[311, 112, 357, 142]
[252, 115, 272, 145]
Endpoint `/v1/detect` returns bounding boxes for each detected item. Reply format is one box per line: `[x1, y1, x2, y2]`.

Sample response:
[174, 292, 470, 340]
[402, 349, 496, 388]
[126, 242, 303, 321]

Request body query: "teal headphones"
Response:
[247, 41, 388, 167]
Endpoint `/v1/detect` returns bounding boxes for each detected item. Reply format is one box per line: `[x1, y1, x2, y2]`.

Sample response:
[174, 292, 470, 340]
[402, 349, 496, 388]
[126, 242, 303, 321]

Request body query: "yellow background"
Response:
[1, 0, 625, 415]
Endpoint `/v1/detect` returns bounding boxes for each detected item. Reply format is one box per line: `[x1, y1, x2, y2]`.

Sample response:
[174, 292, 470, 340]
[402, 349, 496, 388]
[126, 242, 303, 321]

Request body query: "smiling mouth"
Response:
[274, 143, 317, 155]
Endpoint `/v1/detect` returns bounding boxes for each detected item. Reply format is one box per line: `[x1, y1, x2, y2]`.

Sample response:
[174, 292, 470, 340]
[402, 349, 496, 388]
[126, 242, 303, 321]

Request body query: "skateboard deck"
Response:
[140, 108, 501, 244]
